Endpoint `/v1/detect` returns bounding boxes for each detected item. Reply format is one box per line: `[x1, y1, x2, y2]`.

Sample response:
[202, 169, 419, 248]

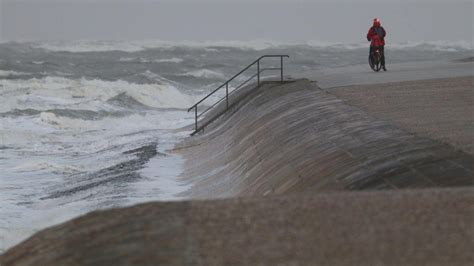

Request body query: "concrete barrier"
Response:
[177, 79, 473, 198]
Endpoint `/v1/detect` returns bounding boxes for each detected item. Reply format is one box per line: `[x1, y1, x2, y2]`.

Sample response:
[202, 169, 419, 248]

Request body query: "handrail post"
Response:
[280, 56, 283, 82]
[187, 55, 289, 135]
[257, 60, 260, 87]
[194, 106, 198, 132]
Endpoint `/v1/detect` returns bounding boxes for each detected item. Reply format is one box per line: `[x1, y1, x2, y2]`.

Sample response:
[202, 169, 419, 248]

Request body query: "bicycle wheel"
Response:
[369, 54, 381, 72]
[369, 52, 382, 72]
[372, 53, 382, 72]
[368, 55, 375, 70]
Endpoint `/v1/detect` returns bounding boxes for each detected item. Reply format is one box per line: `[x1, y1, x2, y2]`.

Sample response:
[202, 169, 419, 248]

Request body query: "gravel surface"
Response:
[330, 76, 474, 155]
[2, 188, 472, 266]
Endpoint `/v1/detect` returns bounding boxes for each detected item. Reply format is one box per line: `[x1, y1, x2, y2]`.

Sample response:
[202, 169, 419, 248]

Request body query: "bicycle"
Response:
[368, 47, 383, 72]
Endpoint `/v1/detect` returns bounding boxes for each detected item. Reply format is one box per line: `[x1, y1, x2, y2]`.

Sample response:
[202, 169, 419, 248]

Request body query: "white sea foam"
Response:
[0, 76, 197, 112]
[118, 57, 150, 63]
[0, 200, 91, 253]
[387, 40, 473, 52]
[180, 69, 225, 79]
[34, 40, 151, 53]
[118, 57, 135, 62]
[305, 40, 473, 51]
[0, 117, 193, 253]
[119, 57, 184, 64]
[134, 131, 192, 202]
[153, 57, 184, 63]
[29, 39, 473, 53]
[37, 110, 192, 131]
[31, 40, 278, 52]
[0, 77, 196, 252]
[0, 70, 27, 77]
[13, 160, 82, 175]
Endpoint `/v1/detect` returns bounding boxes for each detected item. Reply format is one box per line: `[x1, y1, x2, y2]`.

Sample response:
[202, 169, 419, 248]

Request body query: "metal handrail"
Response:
[187, 55, 289, 135]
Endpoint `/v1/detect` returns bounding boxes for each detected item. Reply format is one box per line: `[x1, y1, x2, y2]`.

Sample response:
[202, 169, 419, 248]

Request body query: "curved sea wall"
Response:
[176, 79, 473, 198]
[1, 188, 472, 265]
[2, 77, 473, 265]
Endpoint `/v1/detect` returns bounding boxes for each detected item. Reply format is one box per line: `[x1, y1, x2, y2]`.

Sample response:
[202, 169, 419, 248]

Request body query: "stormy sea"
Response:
[0, 40, 471, 252]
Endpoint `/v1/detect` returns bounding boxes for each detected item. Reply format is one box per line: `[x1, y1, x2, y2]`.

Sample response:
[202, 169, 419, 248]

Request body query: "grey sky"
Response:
[1, 0, 472, 43]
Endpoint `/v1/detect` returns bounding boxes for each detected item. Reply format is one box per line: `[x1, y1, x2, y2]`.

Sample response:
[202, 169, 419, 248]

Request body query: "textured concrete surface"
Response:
[330, 76, 474, 155]
[295, 60, 473, 89]
[176, 79, 473, 199]
[1, 188, 473, 266]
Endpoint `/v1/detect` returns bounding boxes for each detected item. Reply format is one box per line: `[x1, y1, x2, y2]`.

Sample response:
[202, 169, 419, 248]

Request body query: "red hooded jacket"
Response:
[367, 26, 386, 47]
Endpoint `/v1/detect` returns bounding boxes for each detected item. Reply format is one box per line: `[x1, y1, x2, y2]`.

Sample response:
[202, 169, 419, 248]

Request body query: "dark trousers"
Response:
[369, 46, 385, 67]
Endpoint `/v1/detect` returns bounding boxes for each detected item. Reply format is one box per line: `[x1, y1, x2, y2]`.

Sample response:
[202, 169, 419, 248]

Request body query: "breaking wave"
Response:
[119, 57, 184, 64]
[13, 161, 82, 175]
[180, 69, 226, 79]
[0, 70, 28, 77]
[30, 40, 278, 52]
[26, 39, 473, 53]
[153, 57, 184, 63]
[0, 76, 197, 112]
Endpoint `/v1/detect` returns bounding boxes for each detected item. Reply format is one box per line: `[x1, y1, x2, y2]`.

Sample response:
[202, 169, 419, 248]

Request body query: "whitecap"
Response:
[29, 39, 473, 53]
[180, 69, 225, 79]
[153, 57, 184, 63]
[0, 76, 198, 112]
[13, 160, 82, 175]
[387, 40, 472, 52]
[0, 70, 28, 77]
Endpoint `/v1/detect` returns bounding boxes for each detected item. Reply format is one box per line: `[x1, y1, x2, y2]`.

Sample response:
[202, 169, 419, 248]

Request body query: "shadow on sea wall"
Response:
[176, 79, 473, 198]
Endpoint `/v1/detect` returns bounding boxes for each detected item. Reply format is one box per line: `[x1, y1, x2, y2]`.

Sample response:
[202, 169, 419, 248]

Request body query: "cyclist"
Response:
[367, 18, 387, 71]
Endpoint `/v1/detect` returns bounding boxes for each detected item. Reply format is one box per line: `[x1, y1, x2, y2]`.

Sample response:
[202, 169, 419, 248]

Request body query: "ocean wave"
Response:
[119, 57, 150, 63]
[119, 57, 184, 64]
[153, 57, 184, 63]
[27, 39, 473, 53]
[1, 108, 130, 121]
[386, 40, 473, 52]
[0, 70, 28, 77]
[0, 76, 197, 112]
[37, 110, 192, 132]
[305, 40, 472, 52]
[0, 128, 48, 147]
[13, 161, 82, 175]
[30, 40, 278, 52]
[33, 40, 150, 53]
[38, 111, 133, 130]
[180, 69, 226, 79]
[106, 93, 152, 110]
[135, 71, 186, 89]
